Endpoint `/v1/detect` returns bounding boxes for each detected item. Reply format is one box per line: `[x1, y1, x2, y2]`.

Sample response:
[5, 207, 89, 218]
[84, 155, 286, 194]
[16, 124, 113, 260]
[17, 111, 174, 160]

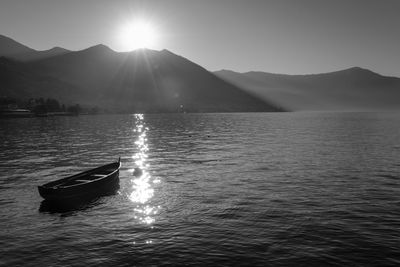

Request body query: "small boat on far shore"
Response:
[0, 108, 33, 118]
[38, 158, 121, 203]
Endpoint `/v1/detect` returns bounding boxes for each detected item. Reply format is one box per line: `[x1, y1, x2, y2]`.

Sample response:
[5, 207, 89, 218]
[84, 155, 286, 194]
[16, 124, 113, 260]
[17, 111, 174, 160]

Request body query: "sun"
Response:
[118, 19, 158, 51]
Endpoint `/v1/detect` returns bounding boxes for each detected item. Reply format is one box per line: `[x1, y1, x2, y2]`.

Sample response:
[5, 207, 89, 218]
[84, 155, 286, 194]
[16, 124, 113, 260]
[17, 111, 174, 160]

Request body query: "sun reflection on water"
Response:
[129, 114, 159, 225]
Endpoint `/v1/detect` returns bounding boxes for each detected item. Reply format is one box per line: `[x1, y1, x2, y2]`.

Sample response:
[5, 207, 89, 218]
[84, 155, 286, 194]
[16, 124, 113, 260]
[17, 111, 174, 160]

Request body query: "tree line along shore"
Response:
[0, 96, 100, 118]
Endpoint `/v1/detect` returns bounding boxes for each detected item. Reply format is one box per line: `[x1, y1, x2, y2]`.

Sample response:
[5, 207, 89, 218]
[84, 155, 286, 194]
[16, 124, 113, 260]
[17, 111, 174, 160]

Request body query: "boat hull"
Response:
[38, 160, 121, 203]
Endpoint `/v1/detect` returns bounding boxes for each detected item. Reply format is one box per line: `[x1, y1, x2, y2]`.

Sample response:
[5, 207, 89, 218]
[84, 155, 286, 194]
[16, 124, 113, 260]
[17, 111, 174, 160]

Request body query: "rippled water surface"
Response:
[1, 112, 400, 266]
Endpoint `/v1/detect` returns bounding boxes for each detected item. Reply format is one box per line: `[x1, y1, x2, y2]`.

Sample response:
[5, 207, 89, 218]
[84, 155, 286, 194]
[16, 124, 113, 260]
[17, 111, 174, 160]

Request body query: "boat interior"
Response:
[56, 167, 117, 187]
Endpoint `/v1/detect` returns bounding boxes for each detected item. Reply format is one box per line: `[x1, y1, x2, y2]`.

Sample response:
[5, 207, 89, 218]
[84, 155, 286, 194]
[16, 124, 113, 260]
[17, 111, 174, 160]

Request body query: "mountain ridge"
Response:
[3, 33, 400, 112]
[215, 68, 400, 111]
[218, 66, 386, 78]
[0, 35, 281, 112]
[0, 34, 71, 61]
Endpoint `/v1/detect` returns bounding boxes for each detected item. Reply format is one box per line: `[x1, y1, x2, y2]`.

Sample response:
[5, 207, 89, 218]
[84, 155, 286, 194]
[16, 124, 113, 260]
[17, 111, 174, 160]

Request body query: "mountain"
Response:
[0, 57, 82, 102]
[0, 35, 70, 61]
[16, 46, 71, 61]
[0, 35, 35, 57]
[215, 68, 400, 111]
[28, 47, 282, 112]
[0, 36, 281, 112]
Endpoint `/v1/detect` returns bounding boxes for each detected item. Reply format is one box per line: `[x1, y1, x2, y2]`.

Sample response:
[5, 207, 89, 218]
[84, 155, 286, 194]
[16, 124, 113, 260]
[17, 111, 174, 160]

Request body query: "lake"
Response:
[0, 112, 399, 266]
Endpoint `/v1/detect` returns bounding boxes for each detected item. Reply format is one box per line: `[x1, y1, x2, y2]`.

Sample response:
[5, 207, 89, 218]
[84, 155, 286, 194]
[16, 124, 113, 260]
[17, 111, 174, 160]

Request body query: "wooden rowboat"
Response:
[38, 158, 121, 202]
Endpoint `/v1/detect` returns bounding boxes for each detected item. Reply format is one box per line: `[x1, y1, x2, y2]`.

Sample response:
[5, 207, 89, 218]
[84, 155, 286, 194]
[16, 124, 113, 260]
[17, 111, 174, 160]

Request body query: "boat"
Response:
[0, 108, 34, 118]
[38, 158, 121, 202]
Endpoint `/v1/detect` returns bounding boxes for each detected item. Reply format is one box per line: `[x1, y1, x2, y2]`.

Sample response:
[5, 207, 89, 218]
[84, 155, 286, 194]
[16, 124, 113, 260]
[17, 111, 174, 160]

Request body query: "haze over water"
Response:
[1, 112, 399, 266]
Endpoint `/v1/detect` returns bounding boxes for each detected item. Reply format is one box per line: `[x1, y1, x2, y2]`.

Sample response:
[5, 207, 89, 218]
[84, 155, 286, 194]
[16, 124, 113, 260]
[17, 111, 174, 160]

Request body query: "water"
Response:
[1, 112, 400, 266]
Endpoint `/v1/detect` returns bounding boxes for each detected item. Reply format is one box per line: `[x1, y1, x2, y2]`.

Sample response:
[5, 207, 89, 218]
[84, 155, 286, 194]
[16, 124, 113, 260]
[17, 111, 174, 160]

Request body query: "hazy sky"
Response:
[1, 0, 400, 76]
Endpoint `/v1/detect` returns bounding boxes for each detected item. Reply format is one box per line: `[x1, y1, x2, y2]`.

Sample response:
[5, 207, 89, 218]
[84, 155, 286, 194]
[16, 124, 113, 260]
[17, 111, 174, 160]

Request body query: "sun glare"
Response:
[118, 19, 158, 51]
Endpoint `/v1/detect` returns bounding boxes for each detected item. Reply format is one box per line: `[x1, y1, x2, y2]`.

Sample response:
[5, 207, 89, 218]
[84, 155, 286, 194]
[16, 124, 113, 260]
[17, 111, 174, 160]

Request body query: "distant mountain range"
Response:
[0, 35, 281, 113]
[215, 68, 400, 111]
[1, 34, 400, 112]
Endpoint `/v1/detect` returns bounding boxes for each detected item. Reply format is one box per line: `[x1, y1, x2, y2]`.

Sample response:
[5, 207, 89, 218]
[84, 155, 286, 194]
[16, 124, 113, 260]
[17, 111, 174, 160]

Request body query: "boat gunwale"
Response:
[39, 161, 121, 189]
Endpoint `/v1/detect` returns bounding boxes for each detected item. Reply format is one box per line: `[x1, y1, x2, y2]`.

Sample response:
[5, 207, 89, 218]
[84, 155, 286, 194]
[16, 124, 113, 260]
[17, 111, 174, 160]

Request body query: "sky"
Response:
[1, 0, 400, 76]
